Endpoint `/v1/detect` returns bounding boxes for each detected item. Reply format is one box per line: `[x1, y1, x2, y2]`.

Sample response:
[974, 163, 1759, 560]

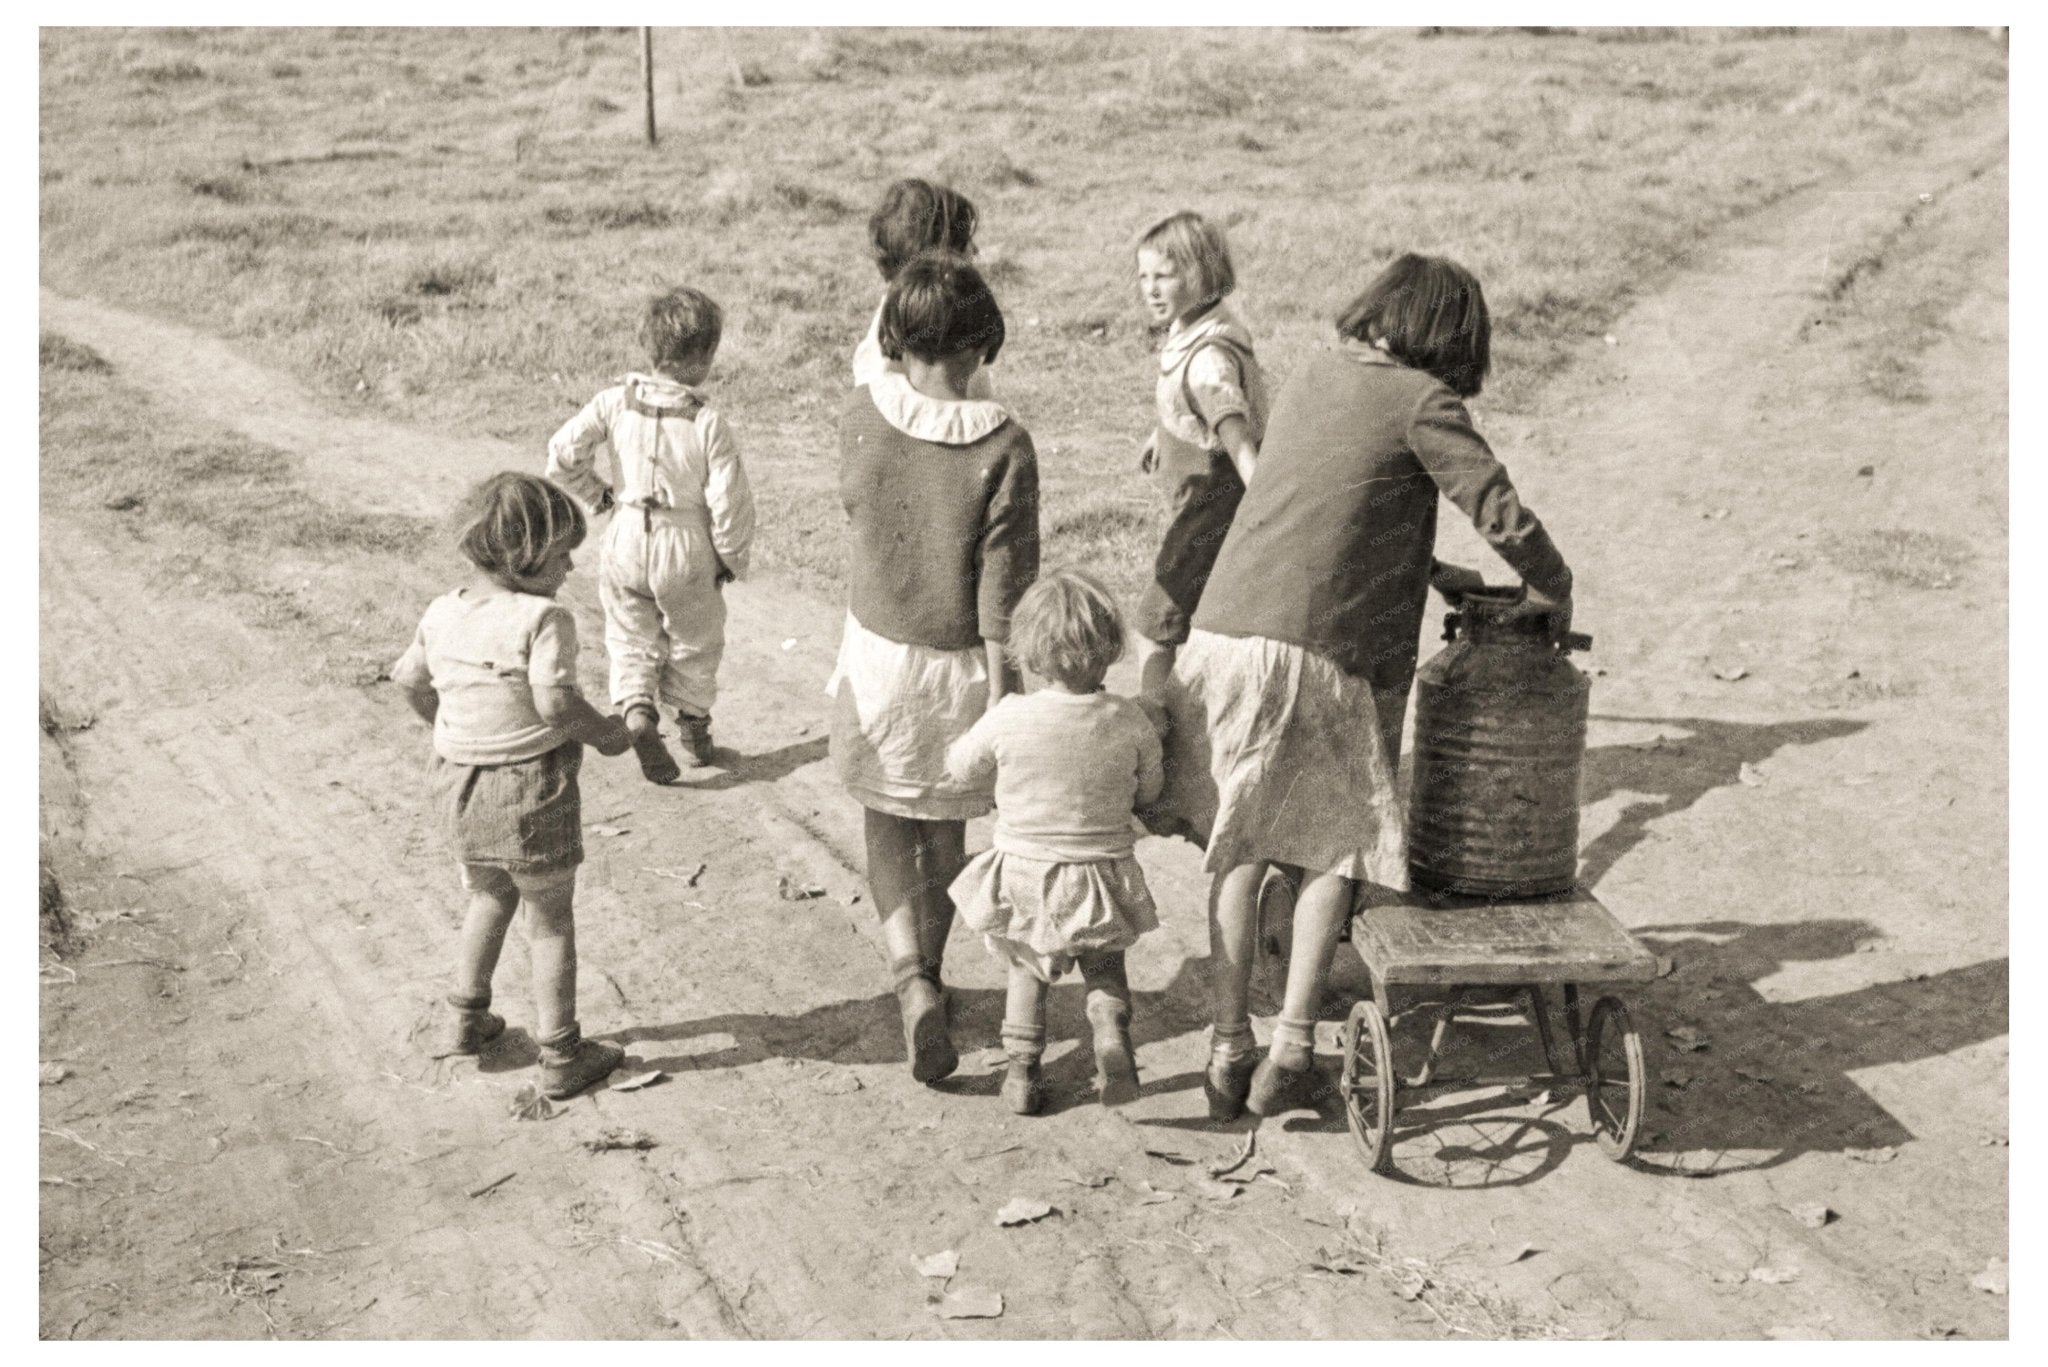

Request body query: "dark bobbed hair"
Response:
[1334, 253, 1492, 397]
[456, 471, 587, 589]
[640, 286, 723, 371]
[878, 252, 1006, 366]
[1009, 568, 1125, 692]
[868, 178, 979, 282]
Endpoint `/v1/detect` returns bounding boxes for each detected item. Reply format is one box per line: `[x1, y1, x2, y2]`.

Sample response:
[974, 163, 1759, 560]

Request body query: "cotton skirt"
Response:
[826, 613, 994, 822]
[950, 849, 1160, 983]
[1158, 629, 1409, 887]
[430, 741, 584, 878]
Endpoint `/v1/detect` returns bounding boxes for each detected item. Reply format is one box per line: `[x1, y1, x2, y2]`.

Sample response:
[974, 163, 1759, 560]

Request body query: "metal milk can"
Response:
[1407, 588, 1593, 897]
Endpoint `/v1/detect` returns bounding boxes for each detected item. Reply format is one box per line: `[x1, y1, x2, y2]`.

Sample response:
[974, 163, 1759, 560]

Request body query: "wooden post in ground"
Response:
[640, 27, 656, 145]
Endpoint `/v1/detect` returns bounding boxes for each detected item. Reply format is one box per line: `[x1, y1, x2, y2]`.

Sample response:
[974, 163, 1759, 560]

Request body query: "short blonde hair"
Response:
[456, 471, 586, 590]
[1010, 569, 1125, 691]
[1135, 210, 1237, 307]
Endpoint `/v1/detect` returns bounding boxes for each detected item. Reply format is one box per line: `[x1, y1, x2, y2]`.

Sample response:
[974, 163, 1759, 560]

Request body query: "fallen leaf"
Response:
[932, 1287, 1003, 1319]
[39, 1063, 70, 1086]
[1665, 1025, 1711, 1053]
[994, 1196, 1054, 1227]
[1970, 1258, 2007, 1296]
[1749, 1266, 1801, 1285]
[1713, 665, 1749, 682]
[813, 1069, 863, 1095]
[1498, 1242, 1537, 1265]
[1216, 1161, 1277, 1186]
[589, 824, 630, 838]
[776, 875, 826, 901]
[1738, 762, 1767, 786]
[1786, 1202, 1834, 1229]
[1142, 1147, 1194, 1166]
[1193, 1178, 1241, 1201]
[1058, 1170, 1114, 1189]
[581, 1127, 656, 1153]
[1661, 1070, 1692, 1090]
[1393, 1269, 1428, 1300]
[916, 1249, 959, 1279]
[508, 1084, 556, 1122]
[1708, 1269, 1747, 1285]
[1132, 1181, 1177, 1205]
[1310, 1248, 1370, 1276]
[611, 1070, 667, 1092]
[1847, 1146, 1898, 1165]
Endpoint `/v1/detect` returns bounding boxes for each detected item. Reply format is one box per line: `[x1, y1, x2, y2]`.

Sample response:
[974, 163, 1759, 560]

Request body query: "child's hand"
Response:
[592, 714, 633, 757]
[1430, 560, 1488, 605]
[1516, 583, 1574, 645]
[713, 557, 736, 588]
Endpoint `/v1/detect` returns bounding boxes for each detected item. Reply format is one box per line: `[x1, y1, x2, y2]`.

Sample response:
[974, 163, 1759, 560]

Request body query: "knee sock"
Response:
[1001, 1020, 1047, 1062]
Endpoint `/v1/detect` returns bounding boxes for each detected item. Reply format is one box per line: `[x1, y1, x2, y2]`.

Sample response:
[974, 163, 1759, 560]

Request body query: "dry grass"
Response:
[1820, 529, 1974, 590]
[38, 27, 2006, 598]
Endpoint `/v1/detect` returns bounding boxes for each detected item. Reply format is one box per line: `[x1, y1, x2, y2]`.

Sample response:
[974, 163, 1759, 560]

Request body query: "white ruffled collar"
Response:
[867, 369, 1010, 445]
[1159, 300, 1254, 372]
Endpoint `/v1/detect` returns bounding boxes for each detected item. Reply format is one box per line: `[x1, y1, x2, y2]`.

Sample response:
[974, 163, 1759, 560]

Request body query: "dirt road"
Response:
[39, 112, 2007, 1339]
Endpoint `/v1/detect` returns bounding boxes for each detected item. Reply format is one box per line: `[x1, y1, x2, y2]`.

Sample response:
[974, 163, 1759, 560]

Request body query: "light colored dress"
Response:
[1160, 628, 1409, 889]
[945, 690, 1164, 982]
[827, 371, 1014, 821]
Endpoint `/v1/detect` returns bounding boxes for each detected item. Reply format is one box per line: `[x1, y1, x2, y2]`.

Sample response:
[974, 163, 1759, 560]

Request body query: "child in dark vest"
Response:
[1131, 210, 1270, 703]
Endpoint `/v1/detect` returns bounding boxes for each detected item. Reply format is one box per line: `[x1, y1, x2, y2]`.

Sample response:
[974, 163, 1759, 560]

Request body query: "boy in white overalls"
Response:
[546, 287, 756, 782]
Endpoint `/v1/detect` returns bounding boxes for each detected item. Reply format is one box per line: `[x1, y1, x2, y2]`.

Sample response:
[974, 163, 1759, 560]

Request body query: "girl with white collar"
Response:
[830, 253, 1040, 1084]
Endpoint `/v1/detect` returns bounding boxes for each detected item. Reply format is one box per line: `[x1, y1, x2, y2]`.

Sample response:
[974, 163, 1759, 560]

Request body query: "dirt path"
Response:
[40, 110, 2007, 1340]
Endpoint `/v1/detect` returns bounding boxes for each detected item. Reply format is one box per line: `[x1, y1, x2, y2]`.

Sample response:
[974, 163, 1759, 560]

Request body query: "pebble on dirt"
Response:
[1970, 1259, 2008, 1296]
[915, 1250, 959, 1279]
[39, 1063, 70, 1086]
[994, 1196, 1055, 1226]
[1786, 1202, 1835, 1229]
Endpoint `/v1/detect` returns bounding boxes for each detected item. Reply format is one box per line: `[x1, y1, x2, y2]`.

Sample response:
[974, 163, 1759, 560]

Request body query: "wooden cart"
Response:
[1294, 881, 1659, 1174]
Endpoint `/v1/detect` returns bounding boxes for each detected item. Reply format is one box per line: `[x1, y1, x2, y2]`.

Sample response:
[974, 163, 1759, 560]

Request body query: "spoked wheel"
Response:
[1584, 995, 1646, 1161]
[1251, 868, 1296, 1017]
[1340, 999, 1396, 1173]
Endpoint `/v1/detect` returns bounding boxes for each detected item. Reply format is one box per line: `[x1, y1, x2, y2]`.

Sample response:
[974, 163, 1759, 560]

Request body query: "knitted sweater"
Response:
[1194, 343, 1572, 689]
[838, 373, 1040, 649]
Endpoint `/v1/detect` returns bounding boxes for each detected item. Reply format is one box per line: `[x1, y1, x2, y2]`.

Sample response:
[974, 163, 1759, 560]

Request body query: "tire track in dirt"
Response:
[40, 103, 2007, 1338]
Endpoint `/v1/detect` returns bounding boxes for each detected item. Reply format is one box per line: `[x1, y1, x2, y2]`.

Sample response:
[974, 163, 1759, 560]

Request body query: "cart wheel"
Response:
[1251, 868, 1296, 1017]
[1584, 995, 1645, 1162]
[1340, 999, 1396, 1173]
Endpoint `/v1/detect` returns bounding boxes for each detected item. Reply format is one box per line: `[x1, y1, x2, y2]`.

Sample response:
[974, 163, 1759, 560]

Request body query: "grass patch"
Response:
[1820, 529, 1973, 590]
[39, 332, 110, 373]
[38, 27, 2007, 598]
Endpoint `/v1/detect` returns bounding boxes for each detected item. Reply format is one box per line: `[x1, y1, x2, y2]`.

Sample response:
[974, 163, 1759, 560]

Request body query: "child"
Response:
[1132, 210, 1270, 702]
[1162, 253, 1573, 1119]
[852, 177, 995, 399]
[547, 286, 756, 782]
[391, 472, 635, 1100]
[830, 252, 1039, 1085]
[946, 570, 1164, 1115]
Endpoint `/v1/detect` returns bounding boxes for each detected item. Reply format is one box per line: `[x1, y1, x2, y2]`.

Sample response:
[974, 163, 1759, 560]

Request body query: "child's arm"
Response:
[390, 628, 439, 724]
[977, 437, 1040, 708]
[1132, 712, 1167, 810]
[1187, 344, 1259, 483]
[1216, 414, 1259, 485]
[1408, 386, 1573, 630]
[545, 392, 618, 515]
[1429, 558, 1488, 604]
[944, 709, 1000, 788]
[701, 410, 755, 584]
[526, 607, 630, 755]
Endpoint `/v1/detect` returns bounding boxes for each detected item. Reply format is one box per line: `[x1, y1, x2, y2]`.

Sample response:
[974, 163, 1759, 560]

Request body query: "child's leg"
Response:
[599, 559, 666, 720]
[654, 539, 727, 766]
[1079, 950, 1139, 1106]
[440, 867, 518, 1056]
[1247, 868, 1357, 1117]
[865, 809, 958, 1083]
[522, 875, 625, 1097]
[1205, 861, 1268, 1117]
[1000, 962, 1050, 1115]
[912, 819, 966, 986]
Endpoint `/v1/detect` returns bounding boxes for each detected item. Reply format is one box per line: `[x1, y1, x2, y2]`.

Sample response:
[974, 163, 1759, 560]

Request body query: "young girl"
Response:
[547, 286, 756, 781]
[851, 177, 995, 400]
[1132, 210, 1271, 702]
[946, 570, 1163, 1115]
[831, 252, 1039, 1085]
[391, 472, 635, 1100]
[1161, 253, 1574, 1120]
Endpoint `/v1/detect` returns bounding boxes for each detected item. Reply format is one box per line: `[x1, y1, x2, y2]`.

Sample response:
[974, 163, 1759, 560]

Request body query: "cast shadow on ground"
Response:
[666, 735, 830, 792]
[1577, 714, 1866, 887]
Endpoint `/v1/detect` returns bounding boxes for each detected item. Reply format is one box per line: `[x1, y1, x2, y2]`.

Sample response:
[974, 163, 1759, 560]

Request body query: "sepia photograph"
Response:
[36, 19, 2011, 1341]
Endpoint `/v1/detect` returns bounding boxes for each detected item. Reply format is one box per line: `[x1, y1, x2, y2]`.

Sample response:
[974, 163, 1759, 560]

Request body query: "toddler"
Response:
[392, 472, 633, 1099]
[946, 570, 1164, 1115]
[548, 286, 756, 781]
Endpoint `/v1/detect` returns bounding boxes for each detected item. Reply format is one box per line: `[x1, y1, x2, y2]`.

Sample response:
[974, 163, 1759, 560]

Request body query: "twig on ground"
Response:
[320, 1296, 379, 1333]
[467, 1172, 516, 1199]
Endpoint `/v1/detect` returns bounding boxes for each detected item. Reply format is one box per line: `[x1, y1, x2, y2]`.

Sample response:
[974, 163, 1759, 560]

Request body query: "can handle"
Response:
[1441, 611, 1594, 653]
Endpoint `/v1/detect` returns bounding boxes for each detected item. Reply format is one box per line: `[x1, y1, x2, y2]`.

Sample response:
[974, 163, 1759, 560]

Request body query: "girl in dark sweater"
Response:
[829, 254, 1040, 1084]
[1160, 254, 1574, 1120]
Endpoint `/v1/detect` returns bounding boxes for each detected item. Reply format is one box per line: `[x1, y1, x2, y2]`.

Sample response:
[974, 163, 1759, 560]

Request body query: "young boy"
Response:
[546, 287, 756, 781]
